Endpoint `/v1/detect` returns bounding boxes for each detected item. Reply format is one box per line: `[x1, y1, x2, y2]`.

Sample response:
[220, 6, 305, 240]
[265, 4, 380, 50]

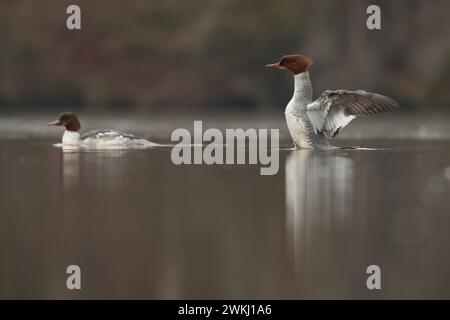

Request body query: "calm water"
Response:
[1, 115, 450, 299]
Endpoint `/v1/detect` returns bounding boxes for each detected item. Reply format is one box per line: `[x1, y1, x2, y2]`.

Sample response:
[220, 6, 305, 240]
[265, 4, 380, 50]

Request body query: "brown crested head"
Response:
[265, 54, 314, 75]
[48, 112, 81, 132]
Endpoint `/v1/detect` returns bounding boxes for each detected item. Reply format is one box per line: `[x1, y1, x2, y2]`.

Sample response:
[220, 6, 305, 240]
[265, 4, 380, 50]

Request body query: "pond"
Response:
[0, 113, 449, 299]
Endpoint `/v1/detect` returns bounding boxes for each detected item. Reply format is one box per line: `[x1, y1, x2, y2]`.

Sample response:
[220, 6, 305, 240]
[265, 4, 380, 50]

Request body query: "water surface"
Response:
[1, 115, 450, 299]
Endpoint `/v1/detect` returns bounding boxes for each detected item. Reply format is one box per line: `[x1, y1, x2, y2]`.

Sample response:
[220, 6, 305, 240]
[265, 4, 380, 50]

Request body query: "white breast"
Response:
[284, 72, 314, 148]
[285, 107, 313, 148]
[62, 130, 81, 146]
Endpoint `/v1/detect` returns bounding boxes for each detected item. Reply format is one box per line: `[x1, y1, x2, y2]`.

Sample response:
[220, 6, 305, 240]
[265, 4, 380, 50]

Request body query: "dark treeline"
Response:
[0, 0, 448, 111]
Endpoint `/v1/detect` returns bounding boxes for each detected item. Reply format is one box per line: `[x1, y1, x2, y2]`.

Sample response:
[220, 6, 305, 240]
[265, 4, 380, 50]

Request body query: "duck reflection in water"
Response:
[62, 149, 128, 193]
[285, 150, 354, 289]
[62, 149, 81, 192]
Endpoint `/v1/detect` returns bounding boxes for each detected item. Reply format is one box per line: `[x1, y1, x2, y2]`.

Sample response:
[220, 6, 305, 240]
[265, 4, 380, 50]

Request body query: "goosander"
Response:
[48, 112, 158, 149]
[266, 54, 399, 149]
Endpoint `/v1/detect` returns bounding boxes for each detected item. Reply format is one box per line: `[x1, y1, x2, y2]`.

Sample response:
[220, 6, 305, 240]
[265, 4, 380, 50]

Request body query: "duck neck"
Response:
[291, 71, 313, 110]
[62, 130, 80, 146]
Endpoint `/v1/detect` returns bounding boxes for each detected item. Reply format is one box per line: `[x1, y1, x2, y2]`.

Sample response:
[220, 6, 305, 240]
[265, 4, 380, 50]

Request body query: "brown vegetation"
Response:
[0, 0, 448, 111]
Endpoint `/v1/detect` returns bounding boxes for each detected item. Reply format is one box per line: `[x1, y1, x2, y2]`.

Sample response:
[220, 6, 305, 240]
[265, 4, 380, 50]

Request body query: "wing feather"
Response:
[306, 90, 398, 137]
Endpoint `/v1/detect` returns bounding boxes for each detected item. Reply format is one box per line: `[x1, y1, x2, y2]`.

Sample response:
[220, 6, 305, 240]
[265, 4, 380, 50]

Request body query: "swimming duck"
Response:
[48, 112, 158, 149]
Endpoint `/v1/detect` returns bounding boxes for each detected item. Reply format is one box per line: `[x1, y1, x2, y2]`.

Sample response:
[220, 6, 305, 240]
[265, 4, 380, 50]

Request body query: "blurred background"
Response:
[1, 0, 450, 300]
[0, 0, 448, 114]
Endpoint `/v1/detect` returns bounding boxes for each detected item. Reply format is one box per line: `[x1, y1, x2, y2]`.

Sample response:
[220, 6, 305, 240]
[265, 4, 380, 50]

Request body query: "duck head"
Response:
[48, 112, 81, 132]
[266, 54, 314, 75]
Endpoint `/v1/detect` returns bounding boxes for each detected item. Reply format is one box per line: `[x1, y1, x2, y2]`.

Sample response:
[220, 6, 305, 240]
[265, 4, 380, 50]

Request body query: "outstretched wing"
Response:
[306, 90, 399, 138]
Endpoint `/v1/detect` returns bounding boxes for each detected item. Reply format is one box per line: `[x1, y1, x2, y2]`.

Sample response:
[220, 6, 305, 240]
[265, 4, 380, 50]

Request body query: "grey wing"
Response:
[306, 90, 399, 138]
[81, 129, 142, 140]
